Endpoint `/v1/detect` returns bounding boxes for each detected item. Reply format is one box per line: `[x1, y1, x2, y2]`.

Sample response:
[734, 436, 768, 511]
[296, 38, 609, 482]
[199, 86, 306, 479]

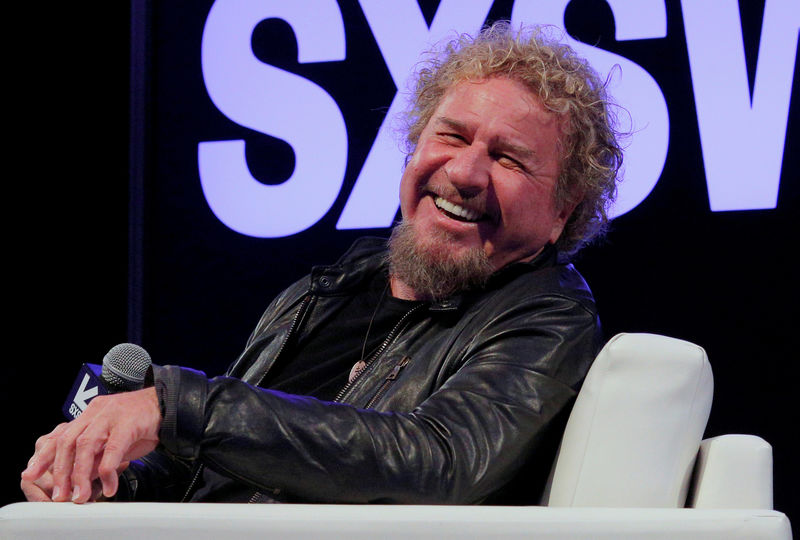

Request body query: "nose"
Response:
[445, 145, 490, 196]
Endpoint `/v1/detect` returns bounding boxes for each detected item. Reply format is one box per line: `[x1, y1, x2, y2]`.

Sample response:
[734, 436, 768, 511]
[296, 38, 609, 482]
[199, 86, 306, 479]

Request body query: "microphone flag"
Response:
[62, 363, 109, 420]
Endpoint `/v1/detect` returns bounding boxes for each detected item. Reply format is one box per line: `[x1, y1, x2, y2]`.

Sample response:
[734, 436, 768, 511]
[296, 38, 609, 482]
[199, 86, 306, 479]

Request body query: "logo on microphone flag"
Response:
[62, 364, 109, 420]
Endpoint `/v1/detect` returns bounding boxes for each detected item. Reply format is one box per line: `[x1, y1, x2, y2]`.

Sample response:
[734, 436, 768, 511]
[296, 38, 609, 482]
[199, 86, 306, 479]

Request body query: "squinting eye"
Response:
[440, 132, 466, 142]
[498, 155, 523, 169]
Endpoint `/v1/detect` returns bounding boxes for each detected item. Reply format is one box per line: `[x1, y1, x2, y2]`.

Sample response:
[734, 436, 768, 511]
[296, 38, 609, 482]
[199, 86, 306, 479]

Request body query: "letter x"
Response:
[337, 0, 495, 230]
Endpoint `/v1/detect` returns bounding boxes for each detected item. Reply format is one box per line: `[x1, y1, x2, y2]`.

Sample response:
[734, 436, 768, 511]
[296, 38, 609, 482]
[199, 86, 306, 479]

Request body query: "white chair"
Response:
[1, 333, 792, 540]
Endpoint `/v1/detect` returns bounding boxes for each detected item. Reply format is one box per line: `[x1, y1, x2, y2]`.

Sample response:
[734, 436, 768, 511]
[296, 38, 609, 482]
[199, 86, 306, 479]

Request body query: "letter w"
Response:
[682, 0, 798, 211]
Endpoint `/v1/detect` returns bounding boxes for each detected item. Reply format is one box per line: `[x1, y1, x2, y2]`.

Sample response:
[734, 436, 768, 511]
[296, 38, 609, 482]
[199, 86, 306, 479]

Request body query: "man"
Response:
[22, 21, 622, 505]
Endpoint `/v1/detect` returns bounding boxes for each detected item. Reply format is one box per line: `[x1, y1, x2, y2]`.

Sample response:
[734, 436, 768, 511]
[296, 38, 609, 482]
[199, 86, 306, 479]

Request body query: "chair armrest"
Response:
[688, 434, 774, 509]
[0, 503, 792, 540]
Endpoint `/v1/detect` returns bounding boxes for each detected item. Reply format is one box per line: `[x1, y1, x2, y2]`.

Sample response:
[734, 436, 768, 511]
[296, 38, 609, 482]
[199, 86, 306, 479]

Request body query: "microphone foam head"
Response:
[102, 343, 152, 391]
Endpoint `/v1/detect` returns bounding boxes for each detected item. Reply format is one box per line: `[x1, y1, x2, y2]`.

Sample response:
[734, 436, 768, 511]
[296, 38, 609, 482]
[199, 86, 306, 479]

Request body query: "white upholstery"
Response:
[690, 434, 775, 509]
[544, 333, 713, 507]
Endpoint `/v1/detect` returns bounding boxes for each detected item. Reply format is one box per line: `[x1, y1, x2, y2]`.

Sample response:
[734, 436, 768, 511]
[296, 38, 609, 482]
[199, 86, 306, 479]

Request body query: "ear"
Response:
[548, 193, 582, 245]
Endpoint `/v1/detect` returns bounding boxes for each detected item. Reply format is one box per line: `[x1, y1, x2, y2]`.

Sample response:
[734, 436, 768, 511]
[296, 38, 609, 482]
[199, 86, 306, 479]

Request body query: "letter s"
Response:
[199, 0, 347, 237]
[512, 0, 670, 218]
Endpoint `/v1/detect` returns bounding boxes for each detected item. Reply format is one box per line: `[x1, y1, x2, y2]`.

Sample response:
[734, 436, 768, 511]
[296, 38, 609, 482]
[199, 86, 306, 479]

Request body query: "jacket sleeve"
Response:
[152, 293, 600, 504]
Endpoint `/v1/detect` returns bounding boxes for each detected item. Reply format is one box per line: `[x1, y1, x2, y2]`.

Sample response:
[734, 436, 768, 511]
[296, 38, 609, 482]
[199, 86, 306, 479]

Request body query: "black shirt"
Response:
[262, 270, 423, 401]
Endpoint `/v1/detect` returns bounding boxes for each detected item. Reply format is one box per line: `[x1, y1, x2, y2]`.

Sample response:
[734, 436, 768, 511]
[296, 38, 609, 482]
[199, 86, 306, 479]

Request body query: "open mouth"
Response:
[434, 196, 483, 223]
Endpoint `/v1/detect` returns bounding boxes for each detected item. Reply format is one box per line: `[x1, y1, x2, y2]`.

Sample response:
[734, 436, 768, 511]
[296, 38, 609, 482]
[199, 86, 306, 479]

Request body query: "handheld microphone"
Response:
[62, 344, 152, 420]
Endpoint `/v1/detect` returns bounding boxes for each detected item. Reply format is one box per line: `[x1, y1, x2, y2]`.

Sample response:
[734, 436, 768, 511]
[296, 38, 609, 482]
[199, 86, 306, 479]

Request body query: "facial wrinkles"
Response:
[418, 150, 537, 229]
[412, 121, 495, 222]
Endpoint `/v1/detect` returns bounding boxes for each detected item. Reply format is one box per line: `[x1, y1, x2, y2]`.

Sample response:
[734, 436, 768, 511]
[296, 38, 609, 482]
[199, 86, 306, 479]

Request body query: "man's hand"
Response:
[20, 460, 127, 502]
[21, 387, 161, 503]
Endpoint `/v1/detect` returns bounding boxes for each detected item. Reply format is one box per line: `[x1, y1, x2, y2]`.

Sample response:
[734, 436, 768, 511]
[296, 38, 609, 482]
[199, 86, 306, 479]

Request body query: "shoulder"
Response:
[457, 258, 602, 387]
[469, 262, 599, 338]
[482, 251, 597, 319]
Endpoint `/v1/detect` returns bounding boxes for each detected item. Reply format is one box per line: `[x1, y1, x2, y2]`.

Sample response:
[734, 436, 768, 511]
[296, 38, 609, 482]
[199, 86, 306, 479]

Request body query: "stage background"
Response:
[5, 0, 797, 525]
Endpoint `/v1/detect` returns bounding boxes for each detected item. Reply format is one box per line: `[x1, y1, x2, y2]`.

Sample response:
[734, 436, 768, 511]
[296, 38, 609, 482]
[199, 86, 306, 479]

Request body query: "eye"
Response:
[496, 153, 526, 172]
[438, 131, 467, 143]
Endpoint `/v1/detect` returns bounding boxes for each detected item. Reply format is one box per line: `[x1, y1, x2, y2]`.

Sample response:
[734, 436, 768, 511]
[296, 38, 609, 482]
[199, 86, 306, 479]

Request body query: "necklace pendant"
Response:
[349, 360, 367, 383]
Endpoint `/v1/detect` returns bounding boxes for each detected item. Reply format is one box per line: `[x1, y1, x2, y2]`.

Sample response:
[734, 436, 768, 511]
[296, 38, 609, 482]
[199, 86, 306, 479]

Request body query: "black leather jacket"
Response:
[123, 238, 602, 504]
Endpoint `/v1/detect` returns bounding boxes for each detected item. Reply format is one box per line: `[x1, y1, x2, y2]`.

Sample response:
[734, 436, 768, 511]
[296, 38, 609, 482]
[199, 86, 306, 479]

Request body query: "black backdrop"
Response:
[5, 0, 797, 525]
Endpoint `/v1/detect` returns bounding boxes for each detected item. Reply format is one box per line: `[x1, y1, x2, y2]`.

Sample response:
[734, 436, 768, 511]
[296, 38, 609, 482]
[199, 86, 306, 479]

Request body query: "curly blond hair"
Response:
[402, 21, 624, 256]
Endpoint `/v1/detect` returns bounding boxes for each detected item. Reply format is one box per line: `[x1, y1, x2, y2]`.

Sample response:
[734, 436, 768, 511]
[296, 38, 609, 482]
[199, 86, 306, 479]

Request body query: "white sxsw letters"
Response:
[198, 0, 796, 238]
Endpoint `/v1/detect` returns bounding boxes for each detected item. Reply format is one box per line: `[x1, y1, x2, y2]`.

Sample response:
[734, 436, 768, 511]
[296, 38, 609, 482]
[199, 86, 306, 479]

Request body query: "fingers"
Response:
[51, 423, 85, 501]
[21, 388, 161, 504]
[21, 479, 52, 502]
[72, 428, 131, 502]
[97, 436, 128, 498]
[22, 423, 68, 482]
[20, 470, 54, 502]
[20, 465, 112, 503]
[90, 462, 129, 502]
[67, 397, 127, 503]
[69, 421, 112, 503]
[25, 417, 121, 503]
[22, 424, 70, 501]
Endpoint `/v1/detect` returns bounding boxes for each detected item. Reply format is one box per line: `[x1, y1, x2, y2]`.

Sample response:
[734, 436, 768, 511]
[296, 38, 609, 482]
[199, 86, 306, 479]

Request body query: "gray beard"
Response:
[387, 219, 494, 301]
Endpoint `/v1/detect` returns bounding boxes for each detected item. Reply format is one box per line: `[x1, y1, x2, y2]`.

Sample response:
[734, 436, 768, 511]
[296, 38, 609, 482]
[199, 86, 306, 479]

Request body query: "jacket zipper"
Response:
[364, 355, 411, 409]
[182, 295, 314, 503]
[334, 303, 425, 404]
[246, 294, 313, 503]
[247, 487, 281, 503]
[254, 295, 313, 388]
[180, 463, 203, 503]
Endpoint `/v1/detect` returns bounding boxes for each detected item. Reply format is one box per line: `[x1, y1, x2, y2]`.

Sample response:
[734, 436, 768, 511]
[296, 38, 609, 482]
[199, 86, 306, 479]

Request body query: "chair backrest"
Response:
[542, 333, 713, 507]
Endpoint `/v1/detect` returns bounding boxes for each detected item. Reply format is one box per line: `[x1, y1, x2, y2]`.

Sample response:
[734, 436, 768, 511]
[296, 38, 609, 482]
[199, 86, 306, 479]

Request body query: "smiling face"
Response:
[392, 77, 575, 299]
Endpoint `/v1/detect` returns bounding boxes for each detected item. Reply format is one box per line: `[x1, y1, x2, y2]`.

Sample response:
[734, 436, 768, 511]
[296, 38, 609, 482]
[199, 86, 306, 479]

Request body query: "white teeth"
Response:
[434, 197, 481, 222]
